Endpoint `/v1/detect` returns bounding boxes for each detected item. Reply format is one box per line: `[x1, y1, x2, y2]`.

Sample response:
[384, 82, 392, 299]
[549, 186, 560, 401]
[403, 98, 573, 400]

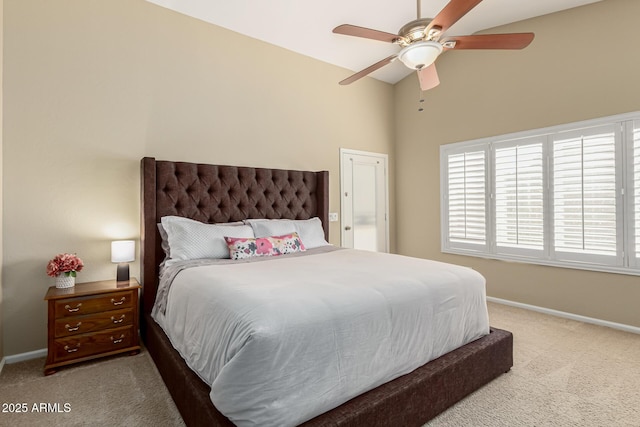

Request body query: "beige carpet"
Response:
[1, 302, 639, 426]
[428, 302, 640, 426]
[0, 349, 185, 427]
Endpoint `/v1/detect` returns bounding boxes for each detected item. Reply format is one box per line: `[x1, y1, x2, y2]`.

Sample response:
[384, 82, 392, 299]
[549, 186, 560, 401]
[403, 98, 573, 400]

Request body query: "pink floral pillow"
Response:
[225, 232, 306, 260]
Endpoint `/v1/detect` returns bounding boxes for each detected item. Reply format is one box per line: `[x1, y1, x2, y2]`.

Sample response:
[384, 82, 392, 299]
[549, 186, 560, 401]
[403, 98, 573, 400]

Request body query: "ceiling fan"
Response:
[333, 0, 534, 91]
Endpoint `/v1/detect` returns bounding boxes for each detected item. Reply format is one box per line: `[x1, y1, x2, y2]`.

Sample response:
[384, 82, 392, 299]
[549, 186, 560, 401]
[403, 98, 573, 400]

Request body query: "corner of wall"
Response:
[1, 0, 5, 362]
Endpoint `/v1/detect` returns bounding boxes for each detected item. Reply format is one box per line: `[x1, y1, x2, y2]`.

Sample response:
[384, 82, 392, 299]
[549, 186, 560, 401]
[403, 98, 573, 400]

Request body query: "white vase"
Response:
[55, 274, 75, 289]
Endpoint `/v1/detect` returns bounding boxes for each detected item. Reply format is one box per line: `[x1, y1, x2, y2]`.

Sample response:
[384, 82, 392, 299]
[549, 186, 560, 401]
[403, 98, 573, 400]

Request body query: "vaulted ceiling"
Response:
[146, 0, 602, 84]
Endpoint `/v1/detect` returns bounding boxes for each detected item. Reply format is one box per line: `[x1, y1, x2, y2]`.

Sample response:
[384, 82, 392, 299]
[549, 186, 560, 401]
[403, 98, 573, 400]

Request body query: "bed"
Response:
[140, 157, 513, 426]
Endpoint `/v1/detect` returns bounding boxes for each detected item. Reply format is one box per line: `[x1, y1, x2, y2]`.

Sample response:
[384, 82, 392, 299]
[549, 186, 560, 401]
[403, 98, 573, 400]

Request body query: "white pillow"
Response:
[157, 220, 244, 259]
[158, 223, 171, 259]
[246, 217, 329, 249]
[160, 216, 254, 262]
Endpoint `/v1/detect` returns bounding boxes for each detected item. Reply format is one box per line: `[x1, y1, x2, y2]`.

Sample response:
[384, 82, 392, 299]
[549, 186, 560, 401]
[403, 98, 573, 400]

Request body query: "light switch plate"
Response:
[329, 212, 339, 222]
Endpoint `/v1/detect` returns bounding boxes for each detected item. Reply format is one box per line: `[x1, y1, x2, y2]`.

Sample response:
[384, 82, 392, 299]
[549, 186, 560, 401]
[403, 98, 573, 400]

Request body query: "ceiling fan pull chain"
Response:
[417, 90, 425, 112]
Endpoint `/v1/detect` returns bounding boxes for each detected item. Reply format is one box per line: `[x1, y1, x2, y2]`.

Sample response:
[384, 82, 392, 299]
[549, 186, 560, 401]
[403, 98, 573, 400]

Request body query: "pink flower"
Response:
[46, 253, 84, 277]
[255, 238, 273, 255]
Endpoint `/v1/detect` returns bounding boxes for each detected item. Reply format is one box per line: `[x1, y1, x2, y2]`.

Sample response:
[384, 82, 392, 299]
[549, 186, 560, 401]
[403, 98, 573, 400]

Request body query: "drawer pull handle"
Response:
[64, 344, 80, 353]
[111, 334, 125, 344]
[65, 322, 82, 332]
[111, 315, 125, 324]
[111, 297, 126, 306]
[64, 303, 82, 313]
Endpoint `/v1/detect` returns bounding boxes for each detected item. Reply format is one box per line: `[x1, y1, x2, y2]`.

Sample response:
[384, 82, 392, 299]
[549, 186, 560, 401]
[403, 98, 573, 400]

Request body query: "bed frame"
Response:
[140, 157, 513, 426]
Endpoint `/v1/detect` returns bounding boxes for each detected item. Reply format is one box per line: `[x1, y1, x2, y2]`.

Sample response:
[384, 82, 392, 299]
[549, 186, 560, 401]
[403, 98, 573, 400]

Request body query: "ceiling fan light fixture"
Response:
[398, 41, 443, 70]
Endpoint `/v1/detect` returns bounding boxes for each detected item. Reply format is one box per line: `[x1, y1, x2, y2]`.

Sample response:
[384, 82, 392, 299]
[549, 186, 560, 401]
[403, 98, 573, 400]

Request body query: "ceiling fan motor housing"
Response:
[397, 18, 436, 44]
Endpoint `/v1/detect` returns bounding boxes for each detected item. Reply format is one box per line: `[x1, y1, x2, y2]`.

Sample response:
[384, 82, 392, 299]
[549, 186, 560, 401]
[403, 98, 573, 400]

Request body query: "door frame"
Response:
[340, 148, 390, 252]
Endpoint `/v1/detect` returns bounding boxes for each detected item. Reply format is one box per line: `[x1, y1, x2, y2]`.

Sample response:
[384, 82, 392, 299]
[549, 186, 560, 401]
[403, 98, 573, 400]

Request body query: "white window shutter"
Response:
[447, 151, 486, 245]
[633, 121, 640, 261]
[495, 141, 544, 252]
[552, 125, 617, 260]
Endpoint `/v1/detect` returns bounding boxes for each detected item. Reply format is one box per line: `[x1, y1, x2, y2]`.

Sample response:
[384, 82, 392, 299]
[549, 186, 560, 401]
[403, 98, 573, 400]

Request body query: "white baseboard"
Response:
[487, 296, 640, 335]
[3, 348, 47, 365]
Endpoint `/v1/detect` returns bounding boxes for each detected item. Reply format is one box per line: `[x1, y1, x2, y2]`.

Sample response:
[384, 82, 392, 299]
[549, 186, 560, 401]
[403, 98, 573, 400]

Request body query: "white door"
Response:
[340, 149, 389, 252]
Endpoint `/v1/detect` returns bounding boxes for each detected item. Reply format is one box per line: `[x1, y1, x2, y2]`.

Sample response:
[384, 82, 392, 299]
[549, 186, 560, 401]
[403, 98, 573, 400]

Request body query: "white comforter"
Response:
[153, 248, 489, 427]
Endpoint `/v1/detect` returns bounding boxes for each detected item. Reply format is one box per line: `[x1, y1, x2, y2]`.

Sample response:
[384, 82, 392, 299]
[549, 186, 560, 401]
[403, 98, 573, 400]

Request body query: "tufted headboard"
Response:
[140, 157, 330, 320]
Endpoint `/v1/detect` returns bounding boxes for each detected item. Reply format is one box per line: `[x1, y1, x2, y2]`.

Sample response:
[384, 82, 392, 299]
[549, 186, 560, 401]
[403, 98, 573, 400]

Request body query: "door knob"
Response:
[344, 226, 352, 231]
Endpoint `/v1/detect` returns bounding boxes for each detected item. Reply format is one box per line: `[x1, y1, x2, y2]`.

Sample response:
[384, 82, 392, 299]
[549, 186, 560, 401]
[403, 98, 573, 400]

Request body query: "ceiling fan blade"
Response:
[443, 33, 535, 50]
[428, 0, 483, 33]
[417, 64, 440, 91]
[339, 55, 398, 85]
[333, 24, 399, 43]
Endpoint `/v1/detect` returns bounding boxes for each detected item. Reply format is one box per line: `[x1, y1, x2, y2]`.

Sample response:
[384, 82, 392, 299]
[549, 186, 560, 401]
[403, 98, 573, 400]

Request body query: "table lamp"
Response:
[111, 240, 135, 282]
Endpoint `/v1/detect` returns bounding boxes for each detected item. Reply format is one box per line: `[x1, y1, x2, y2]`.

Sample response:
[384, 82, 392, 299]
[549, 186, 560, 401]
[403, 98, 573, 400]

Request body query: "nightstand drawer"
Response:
[53, 308, 134, 337]
[54, 290, 134, 318]
[52, 326, 135, 363]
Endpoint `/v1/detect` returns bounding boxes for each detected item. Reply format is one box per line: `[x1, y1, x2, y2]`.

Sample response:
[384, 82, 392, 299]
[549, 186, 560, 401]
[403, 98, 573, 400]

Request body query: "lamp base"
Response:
[116, 263, 130, 283]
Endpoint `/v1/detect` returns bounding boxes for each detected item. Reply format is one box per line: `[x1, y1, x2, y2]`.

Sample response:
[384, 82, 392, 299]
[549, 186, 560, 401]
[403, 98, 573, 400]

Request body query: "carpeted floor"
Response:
[0, 348, 185, 427]
[1, 302, 639, 426]
[428, 302, 640, 427]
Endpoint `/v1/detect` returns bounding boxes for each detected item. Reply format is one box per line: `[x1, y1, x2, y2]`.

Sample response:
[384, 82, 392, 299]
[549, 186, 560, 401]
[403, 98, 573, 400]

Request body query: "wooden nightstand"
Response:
[44, 278, 142, 375]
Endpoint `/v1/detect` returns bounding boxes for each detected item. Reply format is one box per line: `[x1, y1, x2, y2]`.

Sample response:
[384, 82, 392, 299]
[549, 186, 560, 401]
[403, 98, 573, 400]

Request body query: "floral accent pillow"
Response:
[225, 233, 306, 260]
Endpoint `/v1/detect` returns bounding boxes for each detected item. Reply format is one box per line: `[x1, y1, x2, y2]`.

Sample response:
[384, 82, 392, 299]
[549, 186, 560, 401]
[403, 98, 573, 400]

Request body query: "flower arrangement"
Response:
[46, 253, 84, 278]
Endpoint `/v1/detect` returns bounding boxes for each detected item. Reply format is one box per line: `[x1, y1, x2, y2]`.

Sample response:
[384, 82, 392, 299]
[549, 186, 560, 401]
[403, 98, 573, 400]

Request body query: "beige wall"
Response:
[395, 0, 640, 328]
[2, 0, 395, 355]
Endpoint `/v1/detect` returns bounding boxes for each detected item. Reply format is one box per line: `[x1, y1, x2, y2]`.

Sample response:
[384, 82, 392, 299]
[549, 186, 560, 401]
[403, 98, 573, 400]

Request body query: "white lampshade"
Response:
[111, 240, 135, 263]
[398, 41, 443, 70]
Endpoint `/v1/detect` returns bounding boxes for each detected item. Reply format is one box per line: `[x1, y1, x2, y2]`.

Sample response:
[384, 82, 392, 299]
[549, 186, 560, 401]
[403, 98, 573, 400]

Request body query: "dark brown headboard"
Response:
[140, 157, 330, 321]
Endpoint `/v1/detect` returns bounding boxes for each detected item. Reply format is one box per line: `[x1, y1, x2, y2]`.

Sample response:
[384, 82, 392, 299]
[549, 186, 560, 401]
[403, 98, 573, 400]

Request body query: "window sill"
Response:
[441, 247, 640, 277]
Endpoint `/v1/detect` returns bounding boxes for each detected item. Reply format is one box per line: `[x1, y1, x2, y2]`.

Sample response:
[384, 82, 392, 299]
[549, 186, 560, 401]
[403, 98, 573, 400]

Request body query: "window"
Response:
[441, 112, 640, 275]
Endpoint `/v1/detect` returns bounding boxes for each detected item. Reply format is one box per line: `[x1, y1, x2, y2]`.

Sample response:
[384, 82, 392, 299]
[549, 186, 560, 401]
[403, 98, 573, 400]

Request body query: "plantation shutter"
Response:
[552, 125, 618, 263]
[633, 121, 640, 262]
[494, 140, 544, 253]
[447, 150, 486, 246]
